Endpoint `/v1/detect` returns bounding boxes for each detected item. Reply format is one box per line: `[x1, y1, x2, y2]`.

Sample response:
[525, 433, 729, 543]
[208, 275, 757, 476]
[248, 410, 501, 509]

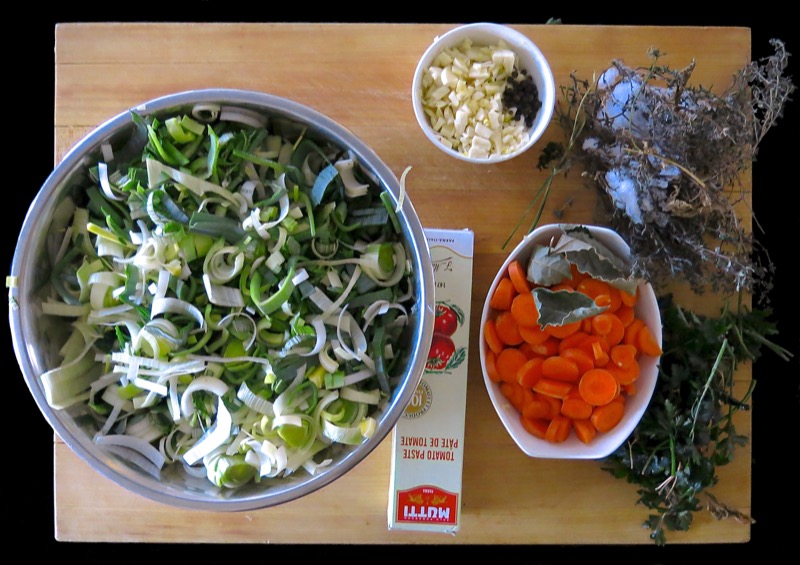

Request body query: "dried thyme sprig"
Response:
[523, 40, 795, 297]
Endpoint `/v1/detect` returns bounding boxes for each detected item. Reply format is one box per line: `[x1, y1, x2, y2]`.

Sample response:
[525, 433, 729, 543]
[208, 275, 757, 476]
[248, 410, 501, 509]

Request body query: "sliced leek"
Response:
[37, 105, 416, 489]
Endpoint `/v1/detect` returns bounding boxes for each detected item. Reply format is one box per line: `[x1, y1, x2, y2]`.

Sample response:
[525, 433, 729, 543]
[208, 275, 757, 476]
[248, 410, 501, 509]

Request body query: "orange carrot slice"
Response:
[496, 347, 528, 384]
[637, 324, 663, 357]
[507, 260, 532, 294]
[495, 311, 523, 346]
[484, 319, 504, 354]
[510, 292, 540, 327]
[541, 355, 580, 383]
[489, 276, 516, 311]
[578, 368, 620, 406]
[561, 389, 593, 420]
[573, 418, 598, 444]
[520, 415, 549, 439]
[517, 357, 544, 388]
[485, 349, 501, 383]
[522, 394, 552, 420]
[590, 399, 625, 432]
[532, 378, 574, 400]
[545, 414, 572, 443]
[519, 322, 550, 345]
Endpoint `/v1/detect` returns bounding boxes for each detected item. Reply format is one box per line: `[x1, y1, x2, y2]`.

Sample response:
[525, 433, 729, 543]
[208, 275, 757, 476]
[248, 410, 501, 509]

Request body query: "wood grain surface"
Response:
[52, 22, 754, 545]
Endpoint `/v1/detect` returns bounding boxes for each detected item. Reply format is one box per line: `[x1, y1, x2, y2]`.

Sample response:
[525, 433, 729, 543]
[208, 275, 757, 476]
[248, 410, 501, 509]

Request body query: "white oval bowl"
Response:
[412, 22, 556, 164]
[479, 224, 662, 459]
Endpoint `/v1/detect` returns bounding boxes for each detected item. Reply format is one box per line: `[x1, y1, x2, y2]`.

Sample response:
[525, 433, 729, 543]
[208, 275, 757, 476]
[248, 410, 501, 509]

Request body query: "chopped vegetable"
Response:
[484, 225, 662, 444]
[419, 38, 532, 159]
[37, 105, 417, 489]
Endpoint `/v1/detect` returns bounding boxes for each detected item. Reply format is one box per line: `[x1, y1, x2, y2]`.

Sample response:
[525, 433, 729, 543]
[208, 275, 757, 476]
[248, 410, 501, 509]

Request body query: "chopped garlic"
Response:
[420, 38, 530, 159]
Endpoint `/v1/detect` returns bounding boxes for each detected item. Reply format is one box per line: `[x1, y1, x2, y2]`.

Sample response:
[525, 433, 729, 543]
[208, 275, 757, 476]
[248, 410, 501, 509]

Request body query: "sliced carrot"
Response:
[584, 337, 610, 367]
[576, 277, 609, 299]
[624, 318, 645, 347]
[485, 260, 647, 446]
[489, 276, 516, 311]
[615, 304, 635, 327]
[604, 288, 622, 312]
[485, 349, 501, 383]
[591, 313, 625, 346]
[545, 320, 581, 340]
[500, 381, 522, 411]
[620, 286, 639, 307]
[538, 392, 563, 419]
[590, 313, 613, 335]
[496, 347, 528, 384]
[594, 292, 621, 313]
[637, 323, 663, 357]
[517, 357, 544, 388]
[578, 368, 620, 406]
[484, 319, 504, 354]
[532, 378, 574, 400]
[558, 331, 591, 353]
[519, 322, 550, 345]
[541, 355, 580, 383]
[550, 282, 574, 292]
[522, 393, 552, 420]
[573, 418, 598, 444]
[561, 389, 593, 420]
[590, 399, 625, 432]
[526, 336, 560, 358]
[495, 311, 523, 346]
[507, 260, 532, 294]
[519, 386, 535, 410]
[610, 344, 638, 369]
[594, 293, 613, 310]
[622, 382, 637, 396]
[561, 347, 594, 375]
[608, 361, 640, 386]
[518, 342, 537, 359]
[564, 263, 587, 289]
[545, 414, 572, 443]
[510, 291, 540, 327]
[520, 415, 549, 439]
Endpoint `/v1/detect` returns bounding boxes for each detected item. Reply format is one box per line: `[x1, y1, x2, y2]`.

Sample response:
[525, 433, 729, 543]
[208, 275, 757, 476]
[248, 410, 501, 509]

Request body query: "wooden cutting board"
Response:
[52, 22, 753, 545]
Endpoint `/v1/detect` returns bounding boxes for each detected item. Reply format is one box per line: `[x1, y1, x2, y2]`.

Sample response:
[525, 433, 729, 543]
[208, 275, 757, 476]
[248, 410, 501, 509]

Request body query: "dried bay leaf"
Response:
[533, 287, 608, 328]
[526, 243, 571, 286]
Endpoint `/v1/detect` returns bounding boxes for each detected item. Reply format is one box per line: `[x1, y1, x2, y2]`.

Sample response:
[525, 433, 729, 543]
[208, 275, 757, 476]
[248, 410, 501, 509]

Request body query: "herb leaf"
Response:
[533, 287, 607, 327]
[601, 294, 793, 545]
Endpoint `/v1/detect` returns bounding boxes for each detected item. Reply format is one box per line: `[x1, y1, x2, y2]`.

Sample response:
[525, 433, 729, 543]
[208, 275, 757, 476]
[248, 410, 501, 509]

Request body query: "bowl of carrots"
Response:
[479, 223, 662, 459]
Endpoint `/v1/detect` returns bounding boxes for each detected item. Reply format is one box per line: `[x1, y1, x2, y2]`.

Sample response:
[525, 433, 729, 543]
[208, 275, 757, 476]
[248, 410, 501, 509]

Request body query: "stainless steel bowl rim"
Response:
[9, 88, 435, 511]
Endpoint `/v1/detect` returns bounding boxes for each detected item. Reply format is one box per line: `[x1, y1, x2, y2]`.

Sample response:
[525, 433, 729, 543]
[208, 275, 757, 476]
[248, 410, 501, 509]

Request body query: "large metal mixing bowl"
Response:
[8, 89, 435, 511]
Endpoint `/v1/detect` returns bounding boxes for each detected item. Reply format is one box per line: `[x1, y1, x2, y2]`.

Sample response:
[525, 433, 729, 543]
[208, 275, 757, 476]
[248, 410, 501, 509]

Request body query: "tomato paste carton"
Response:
[387, 227, 474, 533]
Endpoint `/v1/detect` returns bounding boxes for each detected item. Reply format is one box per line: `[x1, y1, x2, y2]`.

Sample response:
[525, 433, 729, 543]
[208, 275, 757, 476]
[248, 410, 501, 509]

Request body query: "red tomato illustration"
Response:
[434, 303, 460, 337]
[426, 334, 456, 371]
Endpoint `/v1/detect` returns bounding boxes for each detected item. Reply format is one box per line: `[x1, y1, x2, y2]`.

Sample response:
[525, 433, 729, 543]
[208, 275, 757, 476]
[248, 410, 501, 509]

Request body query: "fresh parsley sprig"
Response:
[601, 294, 793, 545]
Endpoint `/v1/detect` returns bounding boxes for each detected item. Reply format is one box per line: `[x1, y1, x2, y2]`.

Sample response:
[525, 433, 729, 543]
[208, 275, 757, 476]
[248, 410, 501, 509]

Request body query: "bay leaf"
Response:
[533, 287, 608, 328]
[526, 243, 572, 287]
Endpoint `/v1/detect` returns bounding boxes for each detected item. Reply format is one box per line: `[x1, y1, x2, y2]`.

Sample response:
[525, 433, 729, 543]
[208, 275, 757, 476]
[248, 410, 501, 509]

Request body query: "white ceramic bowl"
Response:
[479, 224, 662, 459]
[412, 22, 556, 164]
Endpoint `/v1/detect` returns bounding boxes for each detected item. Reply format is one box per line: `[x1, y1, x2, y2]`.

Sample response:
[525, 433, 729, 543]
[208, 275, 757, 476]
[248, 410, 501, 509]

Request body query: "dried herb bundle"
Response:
[535, 40, 794, 297]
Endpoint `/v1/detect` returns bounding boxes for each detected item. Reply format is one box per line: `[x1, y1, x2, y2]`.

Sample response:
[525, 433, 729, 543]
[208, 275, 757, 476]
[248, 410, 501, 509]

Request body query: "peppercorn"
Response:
[503, 69, 542, 128]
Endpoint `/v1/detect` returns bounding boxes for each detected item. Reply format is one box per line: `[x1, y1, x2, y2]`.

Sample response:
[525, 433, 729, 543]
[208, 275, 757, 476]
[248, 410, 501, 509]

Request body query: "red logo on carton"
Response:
[395, 485, 458, 525]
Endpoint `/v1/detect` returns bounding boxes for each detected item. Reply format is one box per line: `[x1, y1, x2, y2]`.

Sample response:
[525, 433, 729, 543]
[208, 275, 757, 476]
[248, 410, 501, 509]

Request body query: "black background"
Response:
[7, 3, 798, 562]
